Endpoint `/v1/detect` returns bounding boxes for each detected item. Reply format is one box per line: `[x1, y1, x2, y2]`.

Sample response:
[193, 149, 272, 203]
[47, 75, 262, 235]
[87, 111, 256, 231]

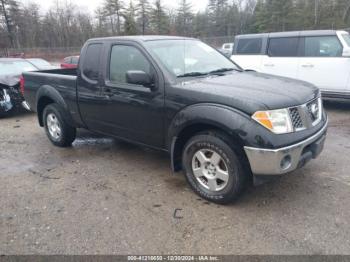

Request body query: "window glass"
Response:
[303, 36, 342, 57]
[63, 57, 70, 63]
[110, 45, 152, 84]
[342, 34, 350, 46]
[145, 40, 239, 77]
[83, 44, 102, 80]
[236, 38, 262, 54]
[268, 37, 299, 57]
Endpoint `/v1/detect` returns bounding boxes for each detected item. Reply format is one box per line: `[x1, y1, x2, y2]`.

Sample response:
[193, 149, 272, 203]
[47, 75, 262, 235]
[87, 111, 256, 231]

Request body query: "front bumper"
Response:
[244, 120, 328, 175]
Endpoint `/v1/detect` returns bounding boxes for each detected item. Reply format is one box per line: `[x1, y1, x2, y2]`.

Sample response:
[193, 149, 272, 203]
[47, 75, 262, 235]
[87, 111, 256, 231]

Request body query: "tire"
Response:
[43, 103, 76, 147]
[182, 131, 247, 204]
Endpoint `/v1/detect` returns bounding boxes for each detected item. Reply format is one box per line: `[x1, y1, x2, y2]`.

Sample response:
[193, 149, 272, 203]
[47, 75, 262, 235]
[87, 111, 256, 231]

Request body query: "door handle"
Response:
[264, 63, 275, 67]
[301, 64, 314, 68]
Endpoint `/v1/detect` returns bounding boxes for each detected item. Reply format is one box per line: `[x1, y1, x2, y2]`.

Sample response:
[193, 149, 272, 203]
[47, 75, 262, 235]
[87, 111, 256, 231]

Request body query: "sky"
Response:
[22, 0, 209, 14]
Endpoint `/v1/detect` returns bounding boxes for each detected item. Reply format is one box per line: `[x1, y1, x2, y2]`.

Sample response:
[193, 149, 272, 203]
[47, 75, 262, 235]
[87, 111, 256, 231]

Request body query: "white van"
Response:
[231, 30, 350, 98]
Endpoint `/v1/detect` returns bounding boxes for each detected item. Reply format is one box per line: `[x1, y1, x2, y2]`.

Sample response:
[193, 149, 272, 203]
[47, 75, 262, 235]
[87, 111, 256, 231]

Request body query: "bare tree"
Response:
[0, 0, 18, 47]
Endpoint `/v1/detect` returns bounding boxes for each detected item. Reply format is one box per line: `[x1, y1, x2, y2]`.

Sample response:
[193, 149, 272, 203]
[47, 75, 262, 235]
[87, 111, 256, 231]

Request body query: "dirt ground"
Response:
[0, 101, 350, 255]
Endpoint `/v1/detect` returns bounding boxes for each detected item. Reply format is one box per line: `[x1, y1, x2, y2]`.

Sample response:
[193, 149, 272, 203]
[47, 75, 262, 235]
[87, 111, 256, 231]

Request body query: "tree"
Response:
[124, 1, 138, 35]
[95, 7, 108, 37]
[103, 0, 125, 35]
[208, 0, 230, 36]
[150, 0, 169, 34]
[2, 0, 350, 50]
[252, 0, 295, 32]
[136, 0, 151, 34]
[0, 0, 20, 47]
[193, 11, 210, 37]
[17, 3, 41, 48]
[176, 0, 193, 36]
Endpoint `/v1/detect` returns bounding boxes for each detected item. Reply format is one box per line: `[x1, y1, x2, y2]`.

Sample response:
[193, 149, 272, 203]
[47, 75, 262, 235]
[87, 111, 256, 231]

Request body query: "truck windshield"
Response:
[145, 40, 241, 78]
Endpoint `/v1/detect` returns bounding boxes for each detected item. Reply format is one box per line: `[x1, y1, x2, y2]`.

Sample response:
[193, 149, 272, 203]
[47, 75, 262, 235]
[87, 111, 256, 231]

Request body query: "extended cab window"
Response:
[109, 45, 152, 84]
[303, 36, 343, 57]
[236, 38, 262, 54]
[83, 44, 102, 81]
[268, 37, 299, 57]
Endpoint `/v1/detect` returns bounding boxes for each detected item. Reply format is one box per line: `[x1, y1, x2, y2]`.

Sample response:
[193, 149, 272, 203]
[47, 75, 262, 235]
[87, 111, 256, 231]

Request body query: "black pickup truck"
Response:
[23, 36, 328, 204]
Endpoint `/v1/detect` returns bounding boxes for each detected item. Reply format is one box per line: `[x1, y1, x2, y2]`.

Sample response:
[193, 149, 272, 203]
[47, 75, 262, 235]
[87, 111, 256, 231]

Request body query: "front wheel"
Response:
[43, 103, 76, 147]
[182, 131, 247, 204]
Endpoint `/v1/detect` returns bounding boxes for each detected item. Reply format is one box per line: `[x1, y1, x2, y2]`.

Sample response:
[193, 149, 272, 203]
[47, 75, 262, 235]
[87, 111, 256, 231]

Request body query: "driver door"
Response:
[98, 43, 165, 148]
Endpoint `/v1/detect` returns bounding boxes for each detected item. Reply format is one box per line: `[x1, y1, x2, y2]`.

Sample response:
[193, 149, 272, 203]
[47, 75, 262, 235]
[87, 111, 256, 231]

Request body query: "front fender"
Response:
[167, 103, 272, 150]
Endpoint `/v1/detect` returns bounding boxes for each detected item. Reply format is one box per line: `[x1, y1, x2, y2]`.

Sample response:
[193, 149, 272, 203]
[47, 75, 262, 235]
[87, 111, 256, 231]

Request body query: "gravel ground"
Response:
[0, 101, 350, 255]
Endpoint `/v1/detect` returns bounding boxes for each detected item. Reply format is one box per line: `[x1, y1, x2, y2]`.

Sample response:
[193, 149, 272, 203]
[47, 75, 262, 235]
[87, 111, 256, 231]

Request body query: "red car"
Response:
[61, 56, 79, 69]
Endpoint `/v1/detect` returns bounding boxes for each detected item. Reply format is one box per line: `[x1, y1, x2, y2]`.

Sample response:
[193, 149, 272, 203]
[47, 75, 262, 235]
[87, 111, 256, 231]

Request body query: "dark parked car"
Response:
[22, 36, 328, 204]
[0, 58, 38, 117]
[60, 56, 79, 69]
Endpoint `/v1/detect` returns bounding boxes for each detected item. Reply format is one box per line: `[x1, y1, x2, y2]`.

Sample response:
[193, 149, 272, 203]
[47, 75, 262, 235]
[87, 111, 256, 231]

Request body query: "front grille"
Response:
[306, 99, 320, 123]
[289, 107, 303, 130]
[287, 98, 322, 132]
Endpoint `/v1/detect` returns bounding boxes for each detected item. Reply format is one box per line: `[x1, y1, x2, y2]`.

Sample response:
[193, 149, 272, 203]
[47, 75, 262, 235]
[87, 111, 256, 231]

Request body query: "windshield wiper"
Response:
[177, 68, 240, 78]
[177, 72, 209, 78]
[208, 68, 238, 74]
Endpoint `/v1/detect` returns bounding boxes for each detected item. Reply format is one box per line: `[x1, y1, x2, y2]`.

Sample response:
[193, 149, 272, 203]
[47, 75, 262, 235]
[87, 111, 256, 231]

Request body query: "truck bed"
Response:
[22, 68, 78, 116]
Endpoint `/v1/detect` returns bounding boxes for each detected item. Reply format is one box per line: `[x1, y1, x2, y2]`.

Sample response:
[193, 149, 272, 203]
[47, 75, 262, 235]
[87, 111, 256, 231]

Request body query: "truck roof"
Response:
[87, 35, 195, 43]
[235, 30, 341, 39]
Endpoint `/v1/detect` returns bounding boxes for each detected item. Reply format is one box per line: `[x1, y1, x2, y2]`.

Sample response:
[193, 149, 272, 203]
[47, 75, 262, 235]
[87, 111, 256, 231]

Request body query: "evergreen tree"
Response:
[208, 0, 229, 36]
[103, 0, 125, 35]
[136, 0, 151, 35]
[150, 0, 169, 34]
[193, 11, 210, 37]
[124, 1, 138, 35]
[176, 0, 193, 36]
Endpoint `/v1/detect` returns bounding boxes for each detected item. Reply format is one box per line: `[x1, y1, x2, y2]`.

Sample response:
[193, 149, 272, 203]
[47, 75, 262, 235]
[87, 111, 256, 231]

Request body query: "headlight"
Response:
[252, 109, 293, 134]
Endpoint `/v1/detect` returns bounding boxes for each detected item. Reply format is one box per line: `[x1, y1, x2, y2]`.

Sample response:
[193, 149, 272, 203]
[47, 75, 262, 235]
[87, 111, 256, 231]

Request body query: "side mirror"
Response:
[126, 70, 153, 88]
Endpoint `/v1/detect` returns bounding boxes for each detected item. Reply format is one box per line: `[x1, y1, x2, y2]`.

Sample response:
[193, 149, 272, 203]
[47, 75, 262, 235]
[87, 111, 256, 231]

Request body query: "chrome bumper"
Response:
[244, 121, 328, 175]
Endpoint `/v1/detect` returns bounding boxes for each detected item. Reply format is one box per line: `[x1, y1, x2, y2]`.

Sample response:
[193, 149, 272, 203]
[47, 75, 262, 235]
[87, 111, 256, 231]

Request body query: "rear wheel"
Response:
[43, 103, 76, 147]
[182, 131, 247, 204]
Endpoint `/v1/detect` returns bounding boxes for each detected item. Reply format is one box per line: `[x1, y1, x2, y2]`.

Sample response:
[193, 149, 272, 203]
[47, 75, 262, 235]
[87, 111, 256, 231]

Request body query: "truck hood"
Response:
[178, 71, 319, 114]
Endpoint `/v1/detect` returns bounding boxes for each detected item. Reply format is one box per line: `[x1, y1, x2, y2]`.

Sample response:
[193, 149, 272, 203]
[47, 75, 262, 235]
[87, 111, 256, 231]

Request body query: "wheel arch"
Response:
[36, 85, 73, 127]
[168, 104, 253, 173]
